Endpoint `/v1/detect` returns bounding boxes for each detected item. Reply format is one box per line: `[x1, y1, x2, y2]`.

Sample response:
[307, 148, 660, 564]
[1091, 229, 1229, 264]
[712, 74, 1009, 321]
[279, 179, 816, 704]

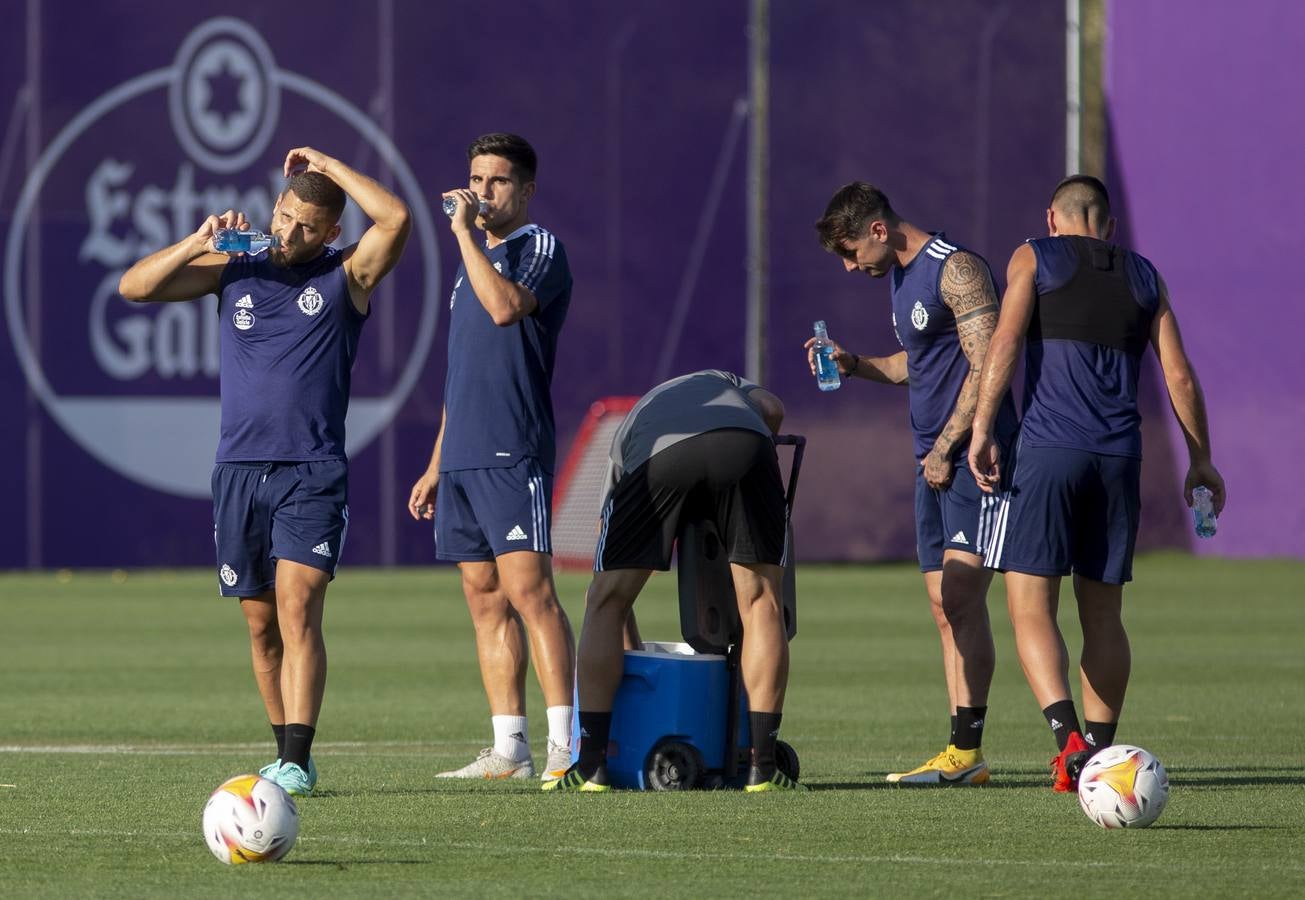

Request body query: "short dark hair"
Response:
[816, 182, 898, 257]
[467, 132, 537, 182]
[283, 171, 346, 222]
[1050, 174, 1111, 220]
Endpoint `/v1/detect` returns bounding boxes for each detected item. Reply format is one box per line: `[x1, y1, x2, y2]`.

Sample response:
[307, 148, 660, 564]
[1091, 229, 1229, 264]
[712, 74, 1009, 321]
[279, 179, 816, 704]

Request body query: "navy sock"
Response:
[271, 723, 286, 759]
[282, 723, 315, 770]
[577, 711, 612, 782]
[953, 706, 988, 751]
[1042, 700, 1081, 751]
[1084, 720, 1118, 751]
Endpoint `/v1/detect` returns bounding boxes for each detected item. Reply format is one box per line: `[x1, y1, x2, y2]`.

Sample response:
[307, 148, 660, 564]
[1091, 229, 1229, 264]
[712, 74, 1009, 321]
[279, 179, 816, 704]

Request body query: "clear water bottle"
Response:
[213, 229, 279, 254]
[443, 197, 490, 218]
[1191, 485, 1217, 538]
[812, 320, 842, 392]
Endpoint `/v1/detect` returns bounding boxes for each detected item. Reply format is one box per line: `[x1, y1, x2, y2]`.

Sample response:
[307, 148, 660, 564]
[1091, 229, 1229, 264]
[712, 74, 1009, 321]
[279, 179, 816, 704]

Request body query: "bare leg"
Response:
[495, 551, 576, 708]
[731, 561, 788, 712]
[622, 610, 643, 651]
[1074, 574, 1130, 723]
[939, 550, 996, 708]
[459, 561, 527, 716]
[922, 570, 960, 715]
[1005, 571, 1072, 709]
[240, 592, 284, 724]
[576, 568, 651, 711]
[273, 561, 330, 726]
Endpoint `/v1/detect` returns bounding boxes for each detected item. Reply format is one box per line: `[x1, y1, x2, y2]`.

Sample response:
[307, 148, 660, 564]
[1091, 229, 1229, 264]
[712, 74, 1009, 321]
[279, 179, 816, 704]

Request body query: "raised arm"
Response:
[1149, 275, 1226, 514]
[283, 147, 411, 312]
[445, 189, 540, 326]
[117, 210, 240, 302]
[921, 251, 1001, 488]
[968, 243, 1037, 492]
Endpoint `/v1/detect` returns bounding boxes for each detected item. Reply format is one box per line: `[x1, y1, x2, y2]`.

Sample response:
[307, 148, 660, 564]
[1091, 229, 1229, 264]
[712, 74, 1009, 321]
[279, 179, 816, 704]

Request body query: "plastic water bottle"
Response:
[443, 197, 490, 218]
[812, 320, 841, 392]
[1191, 485, 1217, 538]
[213, 229, 279, 254]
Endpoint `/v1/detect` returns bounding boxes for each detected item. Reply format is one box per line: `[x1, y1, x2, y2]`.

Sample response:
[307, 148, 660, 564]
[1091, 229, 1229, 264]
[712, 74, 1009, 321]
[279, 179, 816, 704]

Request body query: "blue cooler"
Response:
[601, 642, 752, 790]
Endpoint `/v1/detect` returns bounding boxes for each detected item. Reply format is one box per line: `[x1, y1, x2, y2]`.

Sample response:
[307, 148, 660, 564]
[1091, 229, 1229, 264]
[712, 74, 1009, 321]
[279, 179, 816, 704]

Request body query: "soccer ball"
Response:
[202, 774, 299, 864]
[1077, 744, 1169, 829]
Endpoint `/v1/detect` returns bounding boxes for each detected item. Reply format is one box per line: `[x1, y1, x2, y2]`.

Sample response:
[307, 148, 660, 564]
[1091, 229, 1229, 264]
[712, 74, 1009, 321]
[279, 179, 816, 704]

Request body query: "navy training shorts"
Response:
[211, 460, 350, 597]
[983, 442, 1141, 585]
[434, 457, 553, 561]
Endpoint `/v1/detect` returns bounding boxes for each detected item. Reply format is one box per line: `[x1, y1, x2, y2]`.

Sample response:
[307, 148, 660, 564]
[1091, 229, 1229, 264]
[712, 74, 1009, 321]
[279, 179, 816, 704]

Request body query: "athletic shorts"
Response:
[594, 428, 787, 572]
[434, 457, 553, 561]
[212, 460, 350, 598]
[914, 462, 1000, 572]
[983, 443, 1141, 585]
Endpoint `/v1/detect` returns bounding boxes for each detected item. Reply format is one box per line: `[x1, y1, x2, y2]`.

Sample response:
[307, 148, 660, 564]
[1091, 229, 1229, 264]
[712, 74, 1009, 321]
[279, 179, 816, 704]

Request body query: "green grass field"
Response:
[2, 554, 1302, 898]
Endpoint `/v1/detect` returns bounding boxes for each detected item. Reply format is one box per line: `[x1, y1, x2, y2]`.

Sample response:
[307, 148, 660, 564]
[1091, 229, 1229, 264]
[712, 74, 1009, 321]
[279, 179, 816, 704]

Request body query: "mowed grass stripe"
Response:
[4, 827, 1305, 876]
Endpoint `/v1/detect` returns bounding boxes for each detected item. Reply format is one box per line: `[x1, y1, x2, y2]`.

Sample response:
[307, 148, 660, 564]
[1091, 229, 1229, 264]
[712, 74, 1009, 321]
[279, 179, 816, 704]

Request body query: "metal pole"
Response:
[1066, 0, 1082, 175]
[745, 0, 768, 385]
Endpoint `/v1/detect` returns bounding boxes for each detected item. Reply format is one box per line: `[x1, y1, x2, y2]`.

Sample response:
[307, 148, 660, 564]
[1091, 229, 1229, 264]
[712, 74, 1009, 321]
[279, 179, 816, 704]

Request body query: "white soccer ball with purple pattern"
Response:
[202, 774, 299, 864]
[1077, 744, 1169, 829]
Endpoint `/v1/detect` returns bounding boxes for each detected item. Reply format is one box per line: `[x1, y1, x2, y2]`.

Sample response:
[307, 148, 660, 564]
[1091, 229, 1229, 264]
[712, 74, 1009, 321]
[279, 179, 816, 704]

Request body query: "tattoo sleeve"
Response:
[931, 252, 1000, 457]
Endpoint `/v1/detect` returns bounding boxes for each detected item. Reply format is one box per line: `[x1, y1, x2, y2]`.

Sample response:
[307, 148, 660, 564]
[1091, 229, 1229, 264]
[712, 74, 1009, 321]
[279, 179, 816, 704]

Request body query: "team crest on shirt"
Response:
[219, 564, 238, 586]
[494, 260, 504, 273]
[911, 300, 929, 330]
[297, 286, 324, 316]
[233, 308, 255, 331]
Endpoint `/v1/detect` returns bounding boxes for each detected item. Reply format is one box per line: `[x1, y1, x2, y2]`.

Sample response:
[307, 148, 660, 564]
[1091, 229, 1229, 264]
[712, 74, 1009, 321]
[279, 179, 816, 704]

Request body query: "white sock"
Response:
[546, 705, 574, 747]
[491, 715, 530, 762]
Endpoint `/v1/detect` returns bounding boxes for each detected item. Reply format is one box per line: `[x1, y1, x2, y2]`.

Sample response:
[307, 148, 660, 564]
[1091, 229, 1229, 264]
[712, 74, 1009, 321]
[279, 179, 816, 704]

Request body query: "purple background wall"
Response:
[5, 1, 1265, 568]
[1107, 0, 1304, 558]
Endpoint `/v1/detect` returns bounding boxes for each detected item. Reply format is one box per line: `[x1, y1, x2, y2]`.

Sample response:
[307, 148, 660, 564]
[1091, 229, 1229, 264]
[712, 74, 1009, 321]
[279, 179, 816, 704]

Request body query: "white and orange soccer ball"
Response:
[202, 774, 299, 864]
[1077, 744, 1169, 829]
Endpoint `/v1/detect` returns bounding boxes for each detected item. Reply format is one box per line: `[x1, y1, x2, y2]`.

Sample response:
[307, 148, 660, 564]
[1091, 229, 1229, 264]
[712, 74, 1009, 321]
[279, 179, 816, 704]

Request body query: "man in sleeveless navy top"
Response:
[119, 147, 412, 796]
[969, 175, 1225, 792]
[812, 183, 1018, 785]
[407, 134, 576, 781]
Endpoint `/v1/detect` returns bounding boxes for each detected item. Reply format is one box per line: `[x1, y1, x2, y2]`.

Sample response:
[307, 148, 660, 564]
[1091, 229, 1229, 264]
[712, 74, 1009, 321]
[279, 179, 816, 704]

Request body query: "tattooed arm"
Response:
[921, 250, 1001, 490]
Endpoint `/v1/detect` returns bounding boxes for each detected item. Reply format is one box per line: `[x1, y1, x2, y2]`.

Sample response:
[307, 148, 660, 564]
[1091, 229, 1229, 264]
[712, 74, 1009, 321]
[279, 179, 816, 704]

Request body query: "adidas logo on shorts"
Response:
[505, 525, 528, 542]
[312, 541, 331, 557]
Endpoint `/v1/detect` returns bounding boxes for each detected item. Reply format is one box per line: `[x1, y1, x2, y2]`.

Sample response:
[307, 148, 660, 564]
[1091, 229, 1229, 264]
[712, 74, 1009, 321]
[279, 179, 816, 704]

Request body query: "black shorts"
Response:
[595, 428, 787, 571]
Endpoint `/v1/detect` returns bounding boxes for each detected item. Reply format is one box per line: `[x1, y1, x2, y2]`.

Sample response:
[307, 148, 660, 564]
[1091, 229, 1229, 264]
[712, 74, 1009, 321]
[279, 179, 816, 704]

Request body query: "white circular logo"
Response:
[233, 309, 255, 330]
[911, 300, 929, 331]
[220, 564, 238, 586]
[168, 18, 280, 174]
[297, 286, 324, 316]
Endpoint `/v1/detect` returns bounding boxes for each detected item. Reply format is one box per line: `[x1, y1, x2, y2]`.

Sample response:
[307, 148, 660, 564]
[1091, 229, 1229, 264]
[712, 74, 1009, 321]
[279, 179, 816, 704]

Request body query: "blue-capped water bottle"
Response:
[812, 320, 842, 392]
[1191, 485, 1217, 538]
[443, 196, 490, 218]
[213, 228, 279, 254]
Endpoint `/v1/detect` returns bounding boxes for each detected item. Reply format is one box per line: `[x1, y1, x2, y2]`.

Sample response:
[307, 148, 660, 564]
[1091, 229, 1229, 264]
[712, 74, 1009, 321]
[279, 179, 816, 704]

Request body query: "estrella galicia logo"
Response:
[296, 286, 324, 316]
[4, 17, 442, 499]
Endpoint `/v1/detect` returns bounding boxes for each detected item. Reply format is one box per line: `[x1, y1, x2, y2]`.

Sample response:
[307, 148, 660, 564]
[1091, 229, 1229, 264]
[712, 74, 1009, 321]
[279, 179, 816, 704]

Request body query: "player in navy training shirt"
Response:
[119, 147, 412, 796]
[969, 175, 1226, 792]
[407, 134, 576, 781]
[810, 182, 1018, 785]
